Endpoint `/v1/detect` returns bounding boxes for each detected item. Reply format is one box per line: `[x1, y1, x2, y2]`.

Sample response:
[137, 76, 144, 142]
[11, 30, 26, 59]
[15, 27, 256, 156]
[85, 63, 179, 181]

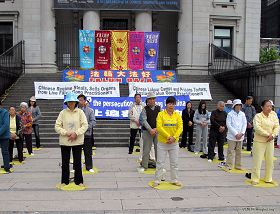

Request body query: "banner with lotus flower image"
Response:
[79, 30, 95, 69]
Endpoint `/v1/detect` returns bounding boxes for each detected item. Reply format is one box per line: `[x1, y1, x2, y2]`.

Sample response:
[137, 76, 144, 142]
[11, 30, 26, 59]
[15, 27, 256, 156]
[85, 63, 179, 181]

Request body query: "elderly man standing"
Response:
[128, 93, 145, 154]
[77, 94, 96, 173]
[208, 101, 227, 162]
[242, 96, 256, 151]
[226, 99, 247, 170]
[139, 92, 161, 171]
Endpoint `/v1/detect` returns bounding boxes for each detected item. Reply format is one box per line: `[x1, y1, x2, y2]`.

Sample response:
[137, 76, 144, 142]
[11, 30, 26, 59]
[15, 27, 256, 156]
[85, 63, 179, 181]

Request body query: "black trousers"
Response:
[129, 128, 141, 153]
[180, 126, 194, 148]
[32, 124, 41, 148]
[61, 145, 83, 185]
[23, 134, 33, 154]
[246, 128, 253, 151]
[208, 131, 225, 160]
[83, 137, 93, 170]
[9, 138, 23, 162]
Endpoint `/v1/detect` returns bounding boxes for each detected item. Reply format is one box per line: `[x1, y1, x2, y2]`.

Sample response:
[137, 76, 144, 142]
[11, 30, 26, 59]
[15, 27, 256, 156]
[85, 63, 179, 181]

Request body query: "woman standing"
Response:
[28, 96, 42, 149]
[55, 92, 88, 187]
[18, 102, 33, 155]
[153, 96, 183, 187]
[194, 101, 210, 158]
[9, 106, 23, 163]
[180, 101, 195, 152]
[251, 100, 279, 185]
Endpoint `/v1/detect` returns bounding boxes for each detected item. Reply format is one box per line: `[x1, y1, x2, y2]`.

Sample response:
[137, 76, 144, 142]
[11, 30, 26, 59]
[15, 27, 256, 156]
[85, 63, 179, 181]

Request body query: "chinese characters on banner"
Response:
[63, 69, 177, 83]
[87, 95, 190, 119]
[94, 30, 111, 70]
[128, 32, 144, 70]
[111, 31, 128, 70]
[144, 32, 160, 70]
[79, 30, 95, 69]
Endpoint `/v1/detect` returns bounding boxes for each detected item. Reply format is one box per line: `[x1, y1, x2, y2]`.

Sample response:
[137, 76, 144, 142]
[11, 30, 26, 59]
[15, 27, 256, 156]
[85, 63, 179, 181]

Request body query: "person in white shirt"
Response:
[225, 99, 247, 170]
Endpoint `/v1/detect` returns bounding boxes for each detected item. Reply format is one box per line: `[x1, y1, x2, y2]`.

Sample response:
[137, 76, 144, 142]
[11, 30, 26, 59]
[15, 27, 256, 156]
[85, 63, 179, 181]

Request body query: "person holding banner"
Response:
[139, 92, 161, 172]
[128, 93, 145, 154]
[55, 92, 88, 187]
[194, 101, 210, 158]
[78, 94, 96, 173]
[153, 96, 183, 187]
[180, 101, 195, 151]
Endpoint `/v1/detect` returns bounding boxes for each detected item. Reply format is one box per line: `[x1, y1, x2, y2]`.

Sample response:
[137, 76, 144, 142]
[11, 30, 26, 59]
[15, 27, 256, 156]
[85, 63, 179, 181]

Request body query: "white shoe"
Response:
[30, 153, 34, 156]
[194, 152, 199, 155]
[138, 167, 145, 173]
[88, 169, 95, 173]
[208, 159, 212, 162]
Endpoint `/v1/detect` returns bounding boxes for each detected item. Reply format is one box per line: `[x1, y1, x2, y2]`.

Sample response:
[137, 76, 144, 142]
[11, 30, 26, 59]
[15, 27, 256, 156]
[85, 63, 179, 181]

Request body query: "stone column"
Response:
[135, 12, 152, 31]
[83, 11, 100, 30]
[40, 0, 57, 72]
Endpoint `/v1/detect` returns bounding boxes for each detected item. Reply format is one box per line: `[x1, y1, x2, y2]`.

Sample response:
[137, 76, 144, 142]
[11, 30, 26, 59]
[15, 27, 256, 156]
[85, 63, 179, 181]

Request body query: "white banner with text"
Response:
[34, 82, 120, 99]
[129, 82, 212, 100]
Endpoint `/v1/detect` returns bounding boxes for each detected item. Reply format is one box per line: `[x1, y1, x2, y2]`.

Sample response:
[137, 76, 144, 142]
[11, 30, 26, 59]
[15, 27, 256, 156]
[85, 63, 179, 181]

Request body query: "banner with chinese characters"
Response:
[144, 32, 160, 70]
[111, 31, 128, 70]
[34, 82, 120, 99]
[87, 95, 190, 119]
[129, 82, 212, 100]
[63, 69, 177, 83]
[94, 30, 111, 70]
[128, 32, 144, 70]
[79, 30, 95, 69]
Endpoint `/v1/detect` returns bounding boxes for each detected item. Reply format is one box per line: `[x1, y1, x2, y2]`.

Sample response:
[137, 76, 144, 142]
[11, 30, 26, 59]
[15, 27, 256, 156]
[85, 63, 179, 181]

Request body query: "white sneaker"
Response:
[89, 169, 95, 173]
[138, 167, 145, 173]
[194, 152, 199, 155]
[30, 153, 34, 156]
[208, 159, 212, 163]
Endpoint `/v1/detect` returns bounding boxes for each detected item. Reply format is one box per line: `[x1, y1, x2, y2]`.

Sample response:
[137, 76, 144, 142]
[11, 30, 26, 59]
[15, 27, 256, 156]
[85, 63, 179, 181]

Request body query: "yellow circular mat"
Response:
[0, 168, 14, 174]
[245, 179, 278, 188]
[133, 146, 141, 155]
[33, 147, 42, 151]
[23, 153, 34, 158]
[143, 168, 156, 175]
[222, 167, 248, 174]
[241, 150, 252, 155]
[148, 181, 182, 190]
[82, 167, 99, 175]
[56, 182, 86, 191]
[92, 146, 96, 150]
[10, 161, 25, 166]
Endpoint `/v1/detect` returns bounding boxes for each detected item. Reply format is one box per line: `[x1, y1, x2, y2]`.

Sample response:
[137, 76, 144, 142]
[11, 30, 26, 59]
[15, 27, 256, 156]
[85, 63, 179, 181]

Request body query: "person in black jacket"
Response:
[208, 101, 227, 162]
[8, 106, 24, 163]
[180, 101, 195, 151]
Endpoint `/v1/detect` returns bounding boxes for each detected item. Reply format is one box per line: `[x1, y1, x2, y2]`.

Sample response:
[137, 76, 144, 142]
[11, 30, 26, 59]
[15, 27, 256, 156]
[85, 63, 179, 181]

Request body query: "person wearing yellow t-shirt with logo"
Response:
[153, 96, 183, 187]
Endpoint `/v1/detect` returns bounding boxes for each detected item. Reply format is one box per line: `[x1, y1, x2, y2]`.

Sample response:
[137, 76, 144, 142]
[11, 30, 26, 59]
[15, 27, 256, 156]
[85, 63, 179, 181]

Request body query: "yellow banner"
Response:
[111, 31, 128, 70]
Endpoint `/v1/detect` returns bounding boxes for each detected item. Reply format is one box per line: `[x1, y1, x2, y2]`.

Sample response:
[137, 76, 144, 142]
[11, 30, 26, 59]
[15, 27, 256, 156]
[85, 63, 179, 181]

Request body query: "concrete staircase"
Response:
[2, 73, 235, 147]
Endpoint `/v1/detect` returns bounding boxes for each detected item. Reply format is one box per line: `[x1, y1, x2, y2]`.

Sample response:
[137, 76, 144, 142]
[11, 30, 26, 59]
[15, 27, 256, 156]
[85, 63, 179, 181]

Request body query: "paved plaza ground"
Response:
[0, 146, 280, 213]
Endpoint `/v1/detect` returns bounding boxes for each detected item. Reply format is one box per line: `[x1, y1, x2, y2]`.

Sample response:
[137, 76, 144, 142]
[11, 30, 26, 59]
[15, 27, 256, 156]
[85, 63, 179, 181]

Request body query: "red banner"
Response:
[128, 32, 144, 70]
[94, 31, 111, 70]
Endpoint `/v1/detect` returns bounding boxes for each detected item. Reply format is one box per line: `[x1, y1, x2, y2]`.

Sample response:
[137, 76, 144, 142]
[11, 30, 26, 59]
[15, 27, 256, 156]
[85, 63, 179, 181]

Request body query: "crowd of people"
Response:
[129, 94, 280, 186]
[0, 92, 279, 188]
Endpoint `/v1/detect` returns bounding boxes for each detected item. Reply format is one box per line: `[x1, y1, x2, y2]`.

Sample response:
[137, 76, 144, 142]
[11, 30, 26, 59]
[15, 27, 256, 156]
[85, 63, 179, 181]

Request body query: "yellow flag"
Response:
[111, 31, 128, 70]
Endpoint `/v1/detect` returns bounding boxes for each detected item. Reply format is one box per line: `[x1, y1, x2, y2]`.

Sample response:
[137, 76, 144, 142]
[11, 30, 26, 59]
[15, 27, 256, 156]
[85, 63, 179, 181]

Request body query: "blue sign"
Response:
[87, 95, 190, 119]
[63, 69, 177, 84]
[79, 30, 95, 69]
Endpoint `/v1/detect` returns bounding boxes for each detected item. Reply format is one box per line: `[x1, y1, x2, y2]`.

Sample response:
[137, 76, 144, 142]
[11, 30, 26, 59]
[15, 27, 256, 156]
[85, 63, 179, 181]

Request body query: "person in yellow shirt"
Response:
[251, 100, 279, 185]
[55, 92, 88, 187]
[153, 96, 183, 187]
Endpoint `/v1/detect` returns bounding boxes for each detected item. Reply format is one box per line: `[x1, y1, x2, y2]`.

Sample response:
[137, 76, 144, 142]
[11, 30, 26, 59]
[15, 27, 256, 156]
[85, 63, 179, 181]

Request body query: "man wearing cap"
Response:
[78, 94, 96, 173]
[225, 99, 247, 170]
[139, 92, 161, 171]
[128, 93, 145, 154]
[0, 100, 11, 173]
[242, 96, 256, 151]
